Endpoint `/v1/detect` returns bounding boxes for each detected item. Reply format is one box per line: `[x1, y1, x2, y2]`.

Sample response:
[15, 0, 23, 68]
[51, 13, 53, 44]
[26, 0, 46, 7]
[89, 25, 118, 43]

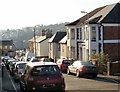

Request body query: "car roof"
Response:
[26, 62, 57, 67]
[57, 58, 71, 61]
[15, 61, 27, 65]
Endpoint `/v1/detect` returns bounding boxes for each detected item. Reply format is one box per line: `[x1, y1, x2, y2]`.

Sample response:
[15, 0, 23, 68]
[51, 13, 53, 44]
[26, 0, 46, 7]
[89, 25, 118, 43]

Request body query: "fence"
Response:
[107, 61, 120, 76]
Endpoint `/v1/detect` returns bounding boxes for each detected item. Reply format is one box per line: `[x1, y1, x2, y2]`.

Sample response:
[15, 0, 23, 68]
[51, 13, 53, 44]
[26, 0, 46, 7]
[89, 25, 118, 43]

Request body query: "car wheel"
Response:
[76, 70, 80, 77]
[67, 69, 71, 75]
[93, 74, 97, 78]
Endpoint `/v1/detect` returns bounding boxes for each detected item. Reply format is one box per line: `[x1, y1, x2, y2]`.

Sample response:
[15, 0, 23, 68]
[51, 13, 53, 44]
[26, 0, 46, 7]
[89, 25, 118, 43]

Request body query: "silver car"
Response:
[67, 60, 98, 78]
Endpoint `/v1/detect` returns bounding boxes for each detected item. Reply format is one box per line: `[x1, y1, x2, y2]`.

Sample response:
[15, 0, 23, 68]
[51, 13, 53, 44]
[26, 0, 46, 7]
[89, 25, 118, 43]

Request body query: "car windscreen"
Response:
[31, 65, 61, 76]
[63, 60, 71, 64]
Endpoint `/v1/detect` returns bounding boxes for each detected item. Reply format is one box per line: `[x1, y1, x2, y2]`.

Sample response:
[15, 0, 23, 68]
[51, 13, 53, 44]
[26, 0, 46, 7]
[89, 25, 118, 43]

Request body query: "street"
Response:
[0, 66, 120, 92]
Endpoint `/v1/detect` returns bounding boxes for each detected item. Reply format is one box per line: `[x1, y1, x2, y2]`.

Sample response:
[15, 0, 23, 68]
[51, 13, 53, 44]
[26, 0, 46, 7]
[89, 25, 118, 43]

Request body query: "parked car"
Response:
[40, 58, 51, 62]
[67, 60, 98, 78]
[7, 59, 19, 76]
[13, 62, 27, 82]
[29, 57, 40, 62]
[56, 59, 72, 72]
[19, 62, 65, 92]
[2, 56, 10, 62]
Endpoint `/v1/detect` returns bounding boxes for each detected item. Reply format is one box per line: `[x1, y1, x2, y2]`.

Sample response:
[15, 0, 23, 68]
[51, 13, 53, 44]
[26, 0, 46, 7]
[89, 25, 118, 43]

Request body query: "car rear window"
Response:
[31, 65, 61, 76]
[63, 60, 71, 64]
[81, 62, 94, 66]
[17, 63, 26, 69]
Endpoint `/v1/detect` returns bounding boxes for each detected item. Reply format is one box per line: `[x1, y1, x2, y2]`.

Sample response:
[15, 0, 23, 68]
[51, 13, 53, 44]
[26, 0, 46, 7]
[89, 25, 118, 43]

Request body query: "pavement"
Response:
[1, 66, 16, 92]
[98, 74, 120, 83]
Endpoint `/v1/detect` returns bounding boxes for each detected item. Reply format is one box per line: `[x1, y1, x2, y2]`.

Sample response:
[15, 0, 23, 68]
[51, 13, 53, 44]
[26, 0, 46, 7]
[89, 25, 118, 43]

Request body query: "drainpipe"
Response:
[100, 23, 104, 53]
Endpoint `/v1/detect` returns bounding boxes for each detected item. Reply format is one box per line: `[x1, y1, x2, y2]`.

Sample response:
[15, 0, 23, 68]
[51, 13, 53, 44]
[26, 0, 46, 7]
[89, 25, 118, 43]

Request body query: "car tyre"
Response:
[92, 74, 97, 78]
[76, 70, 80, 77]
[67, 69, 71, 75]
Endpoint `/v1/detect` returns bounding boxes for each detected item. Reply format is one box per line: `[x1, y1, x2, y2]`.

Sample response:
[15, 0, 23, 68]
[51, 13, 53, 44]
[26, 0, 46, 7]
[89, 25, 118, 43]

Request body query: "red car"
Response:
[56, 59, 71, 72]
[19, 62, 65, 92]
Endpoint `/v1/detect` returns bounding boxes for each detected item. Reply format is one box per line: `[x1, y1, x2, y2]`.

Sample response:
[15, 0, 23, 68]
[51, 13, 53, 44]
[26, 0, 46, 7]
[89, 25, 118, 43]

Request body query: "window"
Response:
[91, 30, 96, 41]
[80, 28, 82, 40]
[77, 28, 82, 40]
[83, 27, 85, 40]
[98, 43, 101, 53]
[77, 28, 79, 39]
[86, 27, 89, 40]
[4, 46, 8, 49]
[71, 28, 75, 39]
[91, 26, 96, 41]
[9, 46, 12, 49]
[92, 27, 96, 30]
[62, 45, 64, 52]
[98, 26, 101, 40]
[31, 65, 60, 76]
[92, 49, 96, 54]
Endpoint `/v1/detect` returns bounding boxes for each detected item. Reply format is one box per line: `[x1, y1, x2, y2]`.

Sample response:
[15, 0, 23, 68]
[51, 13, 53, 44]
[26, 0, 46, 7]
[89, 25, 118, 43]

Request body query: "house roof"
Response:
[36, 36, 47, 43]
[65, 6, 105, 26]
[0, 40, 13, 45]
[89, 3, 120, 23]
[48, 32, 66, 43]
[59, 35, 67, 43]
[66, 3, 120, 26]
[29, 35, 49, 43]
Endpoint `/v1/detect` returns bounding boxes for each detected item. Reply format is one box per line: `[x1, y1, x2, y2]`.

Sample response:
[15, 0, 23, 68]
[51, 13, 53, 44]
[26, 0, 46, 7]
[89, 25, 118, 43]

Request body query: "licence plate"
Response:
[43, 84, 55, 88]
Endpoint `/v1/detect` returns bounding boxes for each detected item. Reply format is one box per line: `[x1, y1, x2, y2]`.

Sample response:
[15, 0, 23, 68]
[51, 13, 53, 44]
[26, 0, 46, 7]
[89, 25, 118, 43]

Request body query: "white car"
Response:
[13, 61, 27, 82]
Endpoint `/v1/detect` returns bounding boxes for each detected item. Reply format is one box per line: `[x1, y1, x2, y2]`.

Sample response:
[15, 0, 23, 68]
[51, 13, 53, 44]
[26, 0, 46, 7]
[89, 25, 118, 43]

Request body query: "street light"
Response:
[33, 25, 40, 57]
[81, 11, 90, 60]
[33, 27, 36, 57]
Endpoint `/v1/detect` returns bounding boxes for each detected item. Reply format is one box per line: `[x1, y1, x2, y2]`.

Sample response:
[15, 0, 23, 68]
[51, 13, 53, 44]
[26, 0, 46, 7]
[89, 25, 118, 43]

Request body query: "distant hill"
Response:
[1, 22, 68, 49]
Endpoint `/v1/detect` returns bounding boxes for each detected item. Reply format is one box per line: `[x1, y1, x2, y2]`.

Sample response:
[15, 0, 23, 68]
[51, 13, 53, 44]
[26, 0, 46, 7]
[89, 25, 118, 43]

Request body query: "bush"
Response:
[91, 53, 111, 74]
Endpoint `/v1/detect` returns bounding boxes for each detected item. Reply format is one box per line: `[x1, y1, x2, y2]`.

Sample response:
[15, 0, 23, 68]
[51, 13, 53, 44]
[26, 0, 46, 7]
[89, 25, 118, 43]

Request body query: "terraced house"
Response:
[0, 39, 16, 57]
[65, 2, 120, 61]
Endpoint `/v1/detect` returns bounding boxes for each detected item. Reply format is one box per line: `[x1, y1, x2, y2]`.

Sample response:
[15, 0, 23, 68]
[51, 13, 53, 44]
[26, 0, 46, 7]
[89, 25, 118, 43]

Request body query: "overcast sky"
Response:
[0, 0, 120, 29]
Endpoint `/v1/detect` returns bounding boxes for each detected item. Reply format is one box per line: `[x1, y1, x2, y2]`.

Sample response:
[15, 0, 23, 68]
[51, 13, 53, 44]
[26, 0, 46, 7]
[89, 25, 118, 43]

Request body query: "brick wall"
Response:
[103, 26, 120, 40]
[104, 43, 120, 61]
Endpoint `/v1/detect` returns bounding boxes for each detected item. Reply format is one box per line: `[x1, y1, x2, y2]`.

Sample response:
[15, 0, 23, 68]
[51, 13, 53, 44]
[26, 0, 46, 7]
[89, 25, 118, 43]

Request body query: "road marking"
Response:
[0, 78, 2, 92]
[6, 68, 18, 92]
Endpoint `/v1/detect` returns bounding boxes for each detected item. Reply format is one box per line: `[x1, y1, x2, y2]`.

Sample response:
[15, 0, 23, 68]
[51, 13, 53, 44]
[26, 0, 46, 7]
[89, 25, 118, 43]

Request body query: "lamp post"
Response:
[81, 11, 90, 60]
[33, 26, 37, 57]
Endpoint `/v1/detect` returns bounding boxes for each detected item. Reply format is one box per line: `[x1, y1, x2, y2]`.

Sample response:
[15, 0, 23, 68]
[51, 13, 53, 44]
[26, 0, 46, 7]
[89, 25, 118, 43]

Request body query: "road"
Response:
[63, 73, 119, 91]
[1, 66, 120, 92]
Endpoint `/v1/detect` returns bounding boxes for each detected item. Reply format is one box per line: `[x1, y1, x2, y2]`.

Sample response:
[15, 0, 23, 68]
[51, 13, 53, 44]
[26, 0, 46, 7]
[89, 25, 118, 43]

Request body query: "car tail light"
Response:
[82, 66, 86, 71]
[60, 74, 64, 79]
[28, 75, 34, 81]
[15, 67, 18, 73]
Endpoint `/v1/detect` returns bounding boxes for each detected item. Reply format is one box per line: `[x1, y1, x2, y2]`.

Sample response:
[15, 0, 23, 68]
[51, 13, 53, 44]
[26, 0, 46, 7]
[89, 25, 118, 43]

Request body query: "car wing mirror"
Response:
[19, 73, 23, 78]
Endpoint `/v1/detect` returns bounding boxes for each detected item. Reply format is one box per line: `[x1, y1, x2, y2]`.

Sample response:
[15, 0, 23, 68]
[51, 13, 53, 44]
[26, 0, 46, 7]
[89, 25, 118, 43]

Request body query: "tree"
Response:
[0, 49, 4, 56]
[91, 53, 111, 74]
